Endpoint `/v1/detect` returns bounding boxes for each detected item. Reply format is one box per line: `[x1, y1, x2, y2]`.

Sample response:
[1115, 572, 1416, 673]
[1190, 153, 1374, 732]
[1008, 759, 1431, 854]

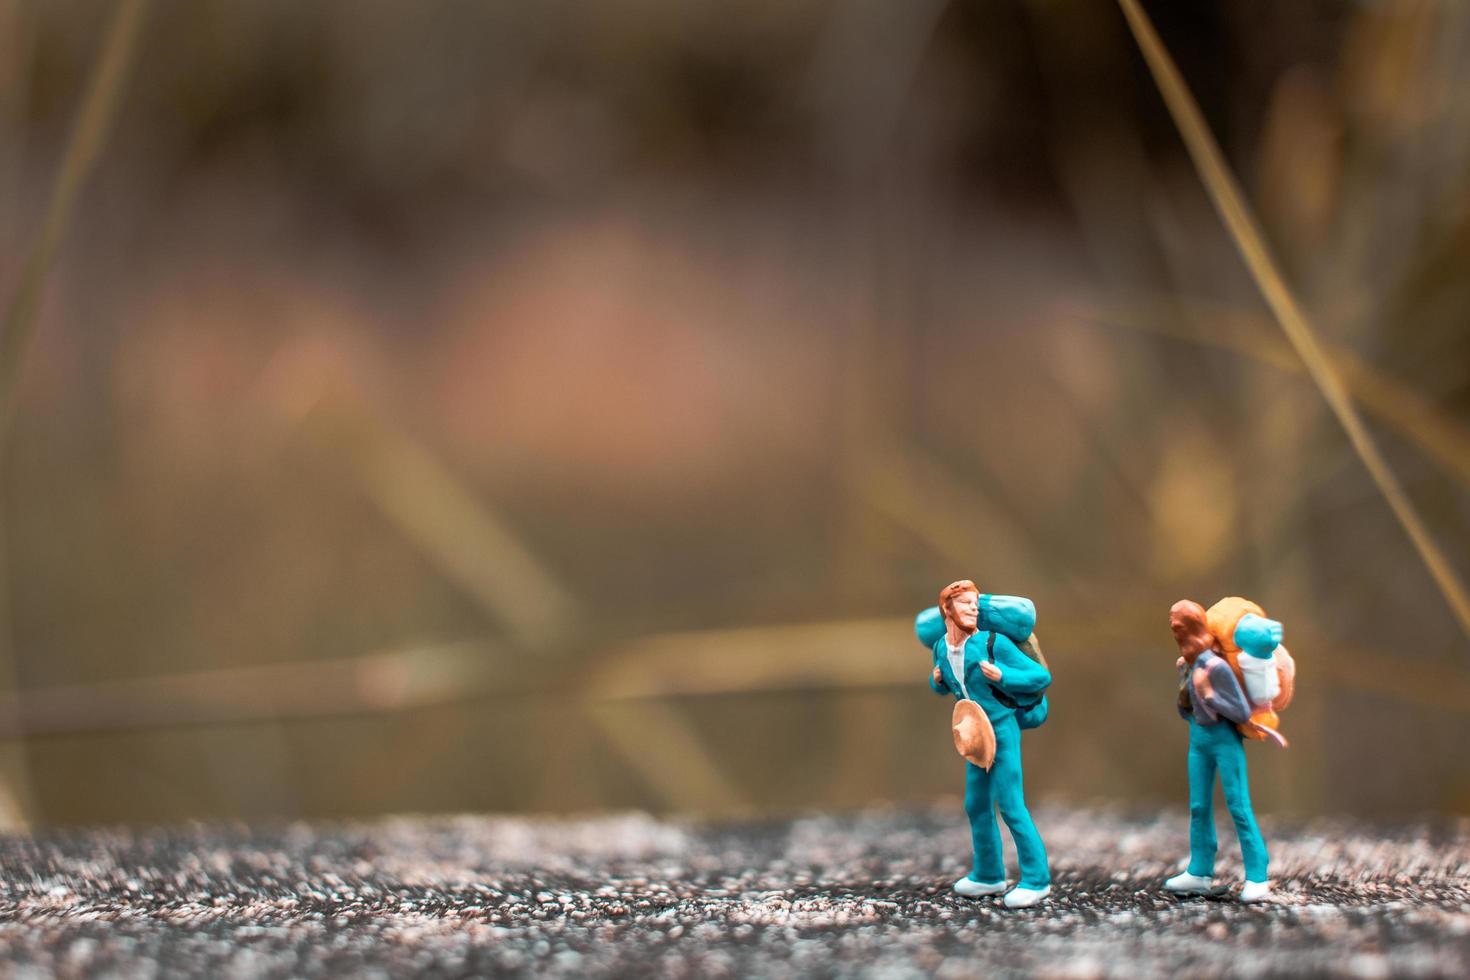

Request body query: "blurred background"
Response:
[0, 0, 1467, 829]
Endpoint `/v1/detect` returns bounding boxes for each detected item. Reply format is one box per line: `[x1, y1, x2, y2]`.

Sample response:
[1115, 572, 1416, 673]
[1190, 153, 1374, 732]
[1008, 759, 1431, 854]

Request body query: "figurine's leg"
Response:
[963, 761, 1005, 884]
[1186, 720, 1220, 878]
[990, 717, 1050, 889]
[1217, 731, 1269, 882]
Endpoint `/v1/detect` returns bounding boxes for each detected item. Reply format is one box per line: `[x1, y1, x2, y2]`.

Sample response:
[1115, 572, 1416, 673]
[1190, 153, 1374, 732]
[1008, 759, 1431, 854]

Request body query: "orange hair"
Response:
[939, 579, 980, 624]
[1170, 599, 1213, 661]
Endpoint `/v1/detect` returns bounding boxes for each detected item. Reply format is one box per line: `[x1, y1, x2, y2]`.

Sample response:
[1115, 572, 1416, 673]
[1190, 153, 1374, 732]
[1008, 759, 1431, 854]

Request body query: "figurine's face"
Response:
[1169, 600, 1213, 660]
[947, 590, 980, 632]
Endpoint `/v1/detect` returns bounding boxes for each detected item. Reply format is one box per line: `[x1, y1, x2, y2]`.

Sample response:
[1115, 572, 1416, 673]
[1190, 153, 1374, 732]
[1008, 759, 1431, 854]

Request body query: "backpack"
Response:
[1205, 596, 1296, 744]
[984, 630, 1050, 730]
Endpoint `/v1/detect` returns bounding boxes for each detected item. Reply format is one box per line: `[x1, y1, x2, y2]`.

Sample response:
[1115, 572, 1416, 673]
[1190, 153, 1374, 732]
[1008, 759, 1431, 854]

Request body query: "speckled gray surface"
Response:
[1, 806, 1467, 978]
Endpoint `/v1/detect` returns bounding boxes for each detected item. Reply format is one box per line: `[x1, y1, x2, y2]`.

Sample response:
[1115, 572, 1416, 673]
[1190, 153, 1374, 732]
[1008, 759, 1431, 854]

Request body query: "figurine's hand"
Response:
[1175, 656, 1186, 669]
[932, 666, 944, 686]
[1191, 665, 1214, 700]
[979, 661, 1003, 683]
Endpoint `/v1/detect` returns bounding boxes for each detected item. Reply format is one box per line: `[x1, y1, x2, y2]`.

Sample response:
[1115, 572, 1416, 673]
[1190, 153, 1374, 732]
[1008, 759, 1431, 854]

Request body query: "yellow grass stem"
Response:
[0, 0, 152, 443]
[2, 615, 1464, 741]
[0, 0, 152, 831]
[265, 361, 577, 646]
[1116, 0, 1470, 646]
[1083, 301, 1470, 491]
[585, 701, 748, 814]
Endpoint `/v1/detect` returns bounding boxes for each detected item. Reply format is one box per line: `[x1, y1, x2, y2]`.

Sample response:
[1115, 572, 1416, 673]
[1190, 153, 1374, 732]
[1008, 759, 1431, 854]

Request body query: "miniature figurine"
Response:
[914, 581, 1053, 909]
[1163, 599, 1272, 903]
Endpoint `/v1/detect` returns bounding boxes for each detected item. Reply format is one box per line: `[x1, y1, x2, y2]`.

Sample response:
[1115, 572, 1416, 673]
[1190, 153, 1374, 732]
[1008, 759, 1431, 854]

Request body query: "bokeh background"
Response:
[1, 0, 1467, 829]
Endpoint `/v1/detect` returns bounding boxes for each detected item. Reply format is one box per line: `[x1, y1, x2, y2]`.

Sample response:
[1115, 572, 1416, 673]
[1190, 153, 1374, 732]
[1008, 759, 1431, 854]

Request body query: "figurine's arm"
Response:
[917, 608, 952, 695]
[988, 634, 1051, 695]
[1176, 660, 1192, 721]
[1199, 660, 1252, 725]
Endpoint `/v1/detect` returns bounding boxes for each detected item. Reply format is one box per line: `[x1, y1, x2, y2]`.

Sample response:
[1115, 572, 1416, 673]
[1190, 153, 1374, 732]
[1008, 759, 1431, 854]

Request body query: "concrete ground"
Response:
[1, 806, 1466, 978]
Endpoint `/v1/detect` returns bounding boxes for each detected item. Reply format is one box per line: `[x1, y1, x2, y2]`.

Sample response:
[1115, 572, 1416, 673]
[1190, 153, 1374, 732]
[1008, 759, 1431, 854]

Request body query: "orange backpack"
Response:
[1205, 597, 1296, 744]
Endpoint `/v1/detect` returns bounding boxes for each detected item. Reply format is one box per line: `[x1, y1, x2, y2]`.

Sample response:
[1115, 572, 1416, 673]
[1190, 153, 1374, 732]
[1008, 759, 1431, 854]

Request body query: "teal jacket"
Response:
[916, 605, 1051, 722]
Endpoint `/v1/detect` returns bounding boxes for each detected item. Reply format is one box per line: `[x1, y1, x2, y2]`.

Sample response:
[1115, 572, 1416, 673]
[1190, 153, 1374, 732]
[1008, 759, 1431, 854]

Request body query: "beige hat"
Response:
[952, 699, 996, 770]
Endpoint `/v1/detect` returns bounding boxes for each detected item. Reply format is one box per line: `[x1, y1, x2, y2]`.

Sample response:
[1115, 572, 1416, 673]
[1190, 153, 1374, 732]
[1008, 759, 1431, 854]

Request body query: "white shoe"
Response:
[1002, 885, 1051, 909]
[1163, 871, 1214, 894]
[1239, 879, 1272, 903]
[952, 876, 1007, 897]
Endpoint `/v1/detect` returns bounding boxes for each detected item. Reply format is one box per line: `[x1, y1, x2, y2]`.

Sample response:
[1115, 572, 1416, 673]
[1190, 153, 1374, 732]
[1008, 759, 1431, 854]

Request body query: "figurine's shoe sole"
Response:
[1163, 885, 1228, 898]
[1162, 873, 1217, 895]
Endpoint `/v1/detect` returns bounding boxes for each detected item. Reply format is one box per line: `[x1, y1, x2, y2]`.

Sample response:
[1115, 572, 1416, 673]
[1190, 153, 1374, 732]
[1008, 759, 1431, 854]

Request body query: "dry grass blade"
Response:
[0, 0, 152, 444]
[1082, 300, 1470, 491]
[0, 0, 152, 831]
[585, 701, 748, 814]
[1116, 0, 1470, 648]
[262, 354, 576, 645]
[586, 618, 914, 701]
[853, 444, 1105, 605]
[0, 614, 1465, 742]
[325, 409, 576, 645]
[0, 640, 512, 738]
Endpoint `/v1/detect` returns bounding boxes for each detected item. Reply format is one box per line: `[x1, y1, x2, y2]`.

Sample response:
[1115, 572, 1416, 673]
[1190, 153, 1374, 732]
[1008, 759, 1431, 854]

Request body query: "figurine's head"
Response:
[1169, 599, 1214, 662]
[939, 580, 981, 633]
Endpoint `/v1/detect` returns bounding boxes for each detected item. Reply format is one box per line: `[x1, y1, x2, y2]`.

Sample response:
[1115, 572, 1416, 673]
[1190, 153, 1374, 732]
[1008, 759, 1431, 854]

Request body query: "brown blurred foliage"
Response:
[0, 0, 1467, 827]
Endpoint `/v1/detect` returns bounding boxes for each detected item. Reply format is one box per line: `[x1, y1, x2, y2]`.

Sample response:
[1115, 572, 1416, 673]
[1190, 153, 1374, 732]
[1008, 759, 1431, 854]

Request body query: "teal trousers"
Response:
[964, 713, 1050, 888]
[1187, 717, 1269, 882]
